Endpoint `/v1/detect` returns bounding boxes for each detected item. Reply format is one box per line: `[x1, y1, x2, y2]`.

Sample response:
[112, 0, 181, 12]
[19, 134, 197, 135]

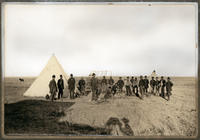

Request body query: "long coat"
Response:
[160, 80, 166, 87]
[68, 77, 75, 90]
[49, 79, 57, 93]
[78, 79, 85, 87]
[150, 79, 156, 87]
[144, 79, 149, 88]
[57, 79, 64, 89]
[108, 78, 114, 85]
[101, 78, 107, 85]
[166, 81, 173, 91]
[139, 79, 145, 87]
[91, 77, 98, 91]
[117, 80, 124, 88]
[130, 78, 134, 84]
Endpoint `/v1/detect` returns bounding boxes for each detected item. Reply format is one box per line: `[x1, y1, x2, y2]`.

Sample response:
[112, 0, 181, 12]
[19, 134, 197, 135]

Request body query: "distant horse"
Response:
[19, 78, 24, 82]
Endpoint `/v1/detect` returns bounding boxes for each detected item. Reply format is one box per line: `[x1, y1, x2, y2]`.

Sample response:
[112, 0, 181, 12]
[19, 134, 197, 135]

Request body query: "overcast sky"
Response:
[3, 3, 197, 77]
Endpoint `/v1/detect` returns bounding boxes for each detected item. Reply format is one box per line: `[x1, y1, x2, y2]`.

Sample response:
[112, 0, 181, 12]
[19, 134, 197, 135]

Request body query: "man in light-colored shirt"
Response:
[125, 77, 132, 96]
[132, 77, 138, 95]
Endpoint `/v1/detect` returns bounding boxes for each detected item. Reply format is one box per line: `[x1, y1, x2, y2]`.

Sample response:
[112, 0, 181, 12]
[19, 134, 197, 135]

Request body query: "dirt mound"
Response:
[59, 91, 197, 136]
[5, 100, 109, 135]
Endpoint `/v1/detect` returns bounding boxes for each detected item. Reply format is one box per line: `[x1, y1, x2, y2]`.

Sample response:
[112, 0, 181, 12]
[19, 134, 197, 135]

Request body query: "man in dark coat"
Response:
[117, 77, 124, 92]
[144, 75, 149, 93]
[139, 75, 145, 99]
[101, 76, 107, 84]
[57, 75, 64, 99]
[150, 77, 156, 95]
[130, 76, 134, 94]
[49, 75, 57, 102]
[111, 83, 118, 96]
[155, 77, 161, 96]
[130, 77, 134, 84]
[108, 76, 114, 86]
[78, 77, 86, 95]
[101, 76, 108, 93]
[160, 76, 166, 98]
[90, 73, 98, 101]
[166, 77, 173, 101]
[68, 74, 75, 99]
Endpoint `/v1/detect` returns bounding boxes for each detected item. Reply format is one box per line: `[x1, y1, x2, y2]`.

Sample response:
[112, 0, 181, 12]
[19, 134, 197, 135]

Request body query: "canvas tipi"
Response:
[24, 55, 69, 97]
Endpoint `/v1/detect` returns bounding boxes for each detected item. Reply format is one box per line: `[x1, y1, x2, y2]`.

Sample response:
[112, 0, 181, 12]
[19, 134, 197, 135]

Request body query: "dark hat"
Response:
[52, 75, 56, 78]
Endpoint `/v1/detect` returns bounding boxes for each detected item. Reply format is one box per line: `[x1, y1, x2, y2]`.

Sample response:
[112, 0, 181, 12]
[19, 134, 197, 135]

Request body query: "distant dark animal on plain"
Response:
[19, 78, 24, 82]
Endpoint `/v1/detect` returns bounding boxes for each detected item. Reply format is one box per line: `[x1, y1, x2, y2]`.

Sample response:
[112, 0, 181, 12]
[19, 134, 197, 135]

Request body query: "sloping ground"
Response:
[5, 100, 109, 135]
[59, 77, 197, 136]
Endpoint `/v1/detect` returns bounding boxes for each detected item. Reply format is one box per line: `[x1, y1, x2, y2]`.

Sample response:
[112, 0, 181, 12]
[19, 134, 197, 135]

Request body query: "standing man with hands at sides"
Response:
[130, 76, 135, 94]
[125, 77, 132, 96]
[166, 77, 173, 101]
[68, 74, 76, 99]
[117, 77, 124, 93]
[155, 77, 161, 96]
[160, 76, 166, 98]
[90, 73, 99, 101]
[101, 76, 108, 94]
[150, 77, 156, 95]
[49, 75, 57, 102]
[139, 75, 145, 99]
[132, 77, 139, 95]
[57, 75, 64, 99]
[144, 75, 149, 94]
[108, 76, 114, 87]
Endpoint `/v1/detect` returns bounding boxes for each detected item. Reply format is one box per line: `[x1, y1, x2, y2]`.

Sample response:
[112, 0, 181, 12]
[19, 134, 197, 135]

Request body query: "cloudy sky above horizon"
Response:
[3, 3, 197, 77]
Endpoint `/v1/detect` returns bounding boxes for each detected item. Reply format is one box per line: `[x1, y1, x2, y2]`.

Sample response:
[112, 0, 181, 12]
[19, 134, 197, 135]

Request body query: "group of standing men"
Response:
[137, 75, 173, 100]
[48, 73, 173, 102]
[48, 75, 64, 101]
[90, 73, 173, 101]
[48, 74, 86, 101]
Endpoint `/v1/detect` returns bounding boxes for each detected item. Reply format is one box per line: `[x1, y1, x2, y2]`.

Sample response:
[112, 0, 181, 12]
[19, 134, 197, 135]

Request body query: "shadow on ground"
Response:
[5, 100, 109, 135]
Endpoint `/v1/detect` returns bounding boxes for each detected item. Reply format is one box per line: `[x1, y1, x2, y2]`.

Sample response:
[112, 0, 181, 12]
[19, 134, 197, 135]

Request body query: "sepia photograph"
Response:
[1, 2, 198, 138]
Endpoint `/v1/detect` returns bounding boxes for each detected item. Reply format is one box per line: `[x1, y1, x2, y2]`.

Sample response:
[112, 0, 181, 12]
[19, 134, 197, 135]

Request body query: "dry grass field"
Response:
[3, 76, 197, 137]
